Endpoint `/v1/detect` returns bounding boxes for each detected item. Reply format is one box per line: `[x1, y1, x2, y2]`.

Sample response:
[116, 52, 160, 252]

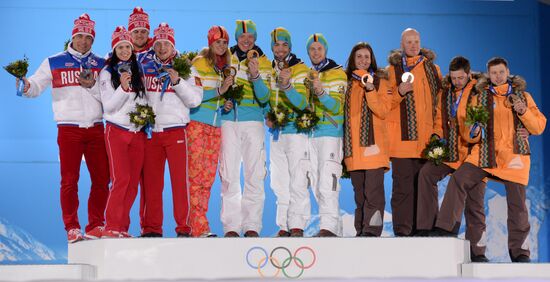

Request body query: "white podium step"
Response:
[462, 262, 550, 278]
[0, 264, 95, 281]
[68, 237, 469, 280]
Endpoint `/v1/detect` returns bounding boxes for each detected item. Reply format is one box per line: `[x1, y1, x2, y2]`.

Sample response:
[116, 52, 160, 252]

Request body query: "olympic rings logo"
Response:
[246, 246, 317, 278]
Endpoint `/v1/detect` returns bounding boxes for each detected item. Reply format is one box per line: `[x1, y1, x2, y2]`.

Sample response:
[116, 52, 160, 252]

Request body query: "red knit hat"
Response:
[128, 6, 150, 32]
[207, 26, 229, 46]
[111, 26, 132, 50]
[153, 23, 175, 47]
[72, 13, 95, 39]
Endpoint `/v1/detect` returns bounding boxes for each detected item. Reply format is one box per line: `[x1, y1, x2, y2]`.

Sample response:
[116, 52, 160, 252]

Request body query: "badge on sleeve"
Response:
[194, 76, 202, 86]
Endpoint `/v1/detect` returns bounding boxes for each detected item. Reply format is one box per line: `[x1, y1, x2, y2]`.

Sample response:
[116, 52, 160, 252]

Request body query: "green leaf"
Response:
[465, 105, 489, 127]
[267, 104, 292, 129]
[223, 84, 244, 104]
[4, 56, 29, 78]
[172, 51, 198, 80]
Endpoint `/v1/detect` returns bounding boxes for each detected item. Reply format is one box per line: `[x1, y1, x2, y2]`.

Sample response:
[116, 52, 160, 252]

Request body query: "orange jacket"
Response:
[463, 76, 546, 185]
[386, 49, 442, 158]
[433, 77, 477, 170]
[344, 69, 392, 171]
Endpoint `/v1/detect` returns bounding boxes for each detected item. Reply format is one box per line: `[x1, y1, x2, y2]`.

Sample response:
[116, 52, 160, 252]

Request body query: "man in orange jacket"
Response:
[386, 28, 442, 236]
[416, 56, 488, 262]
[432, 57, 546, 263]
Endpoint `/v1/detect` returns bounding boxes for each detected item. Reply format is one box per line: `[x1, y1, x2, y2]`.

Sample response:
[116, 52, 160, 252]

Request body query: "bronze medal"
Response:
[361, 73, 374, 87]
[505, 94, 518, 109]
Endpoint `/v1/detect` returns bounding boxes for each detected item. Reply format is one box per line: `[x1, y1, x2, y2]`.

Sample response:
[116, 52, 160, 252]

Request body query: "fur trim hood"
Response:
[475, 74, 526, 93]
[388, 48, 436, 66]
[375, 68, 389, 80]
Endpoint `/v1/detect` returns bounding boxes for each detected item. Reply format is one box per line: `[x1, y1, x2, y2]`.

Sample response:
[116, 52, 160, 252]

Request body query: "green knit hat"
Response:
[271, 27, 292, 50]
[306, 33, 328, 54]
[234, 19, 257, 41]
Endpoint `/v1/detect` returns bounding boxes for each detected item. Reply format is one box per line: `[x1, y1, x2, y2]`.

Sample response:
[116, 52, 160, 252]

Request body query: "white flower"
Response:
[428, 151, 435, 158]
[433, 147, 444, 156]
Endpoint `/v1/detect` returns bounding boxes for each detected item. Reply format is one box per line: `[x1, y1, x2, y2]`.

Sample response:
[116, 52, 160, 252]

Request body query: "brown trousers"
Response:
[417, 162, 487, 256]
[435, 163, 530, 259]
[350, 168, 385, 236]
[391, 158, 426, 236]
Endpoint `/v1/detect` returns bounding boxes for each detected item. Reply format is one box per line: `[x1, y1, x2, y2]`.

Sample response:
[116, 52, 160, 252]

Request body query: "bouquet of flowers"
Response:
[266, 104, 291, 129]
[172, 51, 198, 80]
[294, 108, 320, 133]
[4, 56, 30, 96]
[465, 105, 489, 127]
[4, 56, 29, 78]
[222, 84, 244, 105]
[422, 135, 449, 165]
[128, 104, 156, 138]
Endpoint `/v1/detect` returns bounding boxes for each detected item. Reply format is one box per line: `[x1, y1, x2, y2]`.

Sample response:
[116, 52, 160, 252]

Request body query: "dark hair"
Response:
[107, 51, 145, 99]
[345, 42, 378, 79]
[486, 57, 508, 71]
[448, 56, 470, 73]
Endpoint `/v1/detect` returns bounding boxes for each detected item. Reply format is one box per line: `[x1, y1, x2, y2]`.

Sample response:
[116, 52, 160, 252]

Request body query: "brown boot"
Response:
[276, 230, 290, 237]
[244, 230, 259, 237]
[314, 229, 337, 237]
[224, 231, 240, 237]
[290, 228, 304, 237]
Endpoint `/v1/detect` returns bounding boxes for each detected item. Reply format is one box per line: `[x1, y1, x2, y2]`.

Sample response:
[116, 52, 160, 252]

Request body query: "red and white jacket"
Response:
[99, 67, 148, 131]
[24, 46, 105, 127]
[140, 52, 202, 132]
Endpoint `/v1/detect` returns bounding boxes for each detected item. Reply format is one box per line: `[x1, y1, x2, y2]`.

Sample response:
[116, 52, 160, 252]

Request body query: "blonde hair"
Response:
[196, 47, 230, 68]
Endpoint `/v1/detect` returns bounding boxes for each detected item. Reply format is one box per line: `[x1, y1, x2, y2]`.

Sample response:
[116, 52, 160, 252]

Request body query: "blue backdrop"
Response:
[0, 0, 547, 263]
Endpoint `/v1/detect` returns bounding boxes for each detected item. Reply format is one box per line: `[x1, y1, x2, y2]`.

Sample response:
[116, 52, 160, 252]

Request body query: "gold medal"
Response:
[276, 59, 289, 70]
[223, 66, 237, 78]
[307, 70, 319, 80]
[247, 50, 259, 60]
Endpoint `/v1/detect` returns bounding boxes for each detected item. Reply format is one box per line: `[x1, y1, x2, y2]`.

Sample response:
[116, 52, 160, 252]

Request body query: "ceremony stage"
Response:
[2, 237, 550, 281]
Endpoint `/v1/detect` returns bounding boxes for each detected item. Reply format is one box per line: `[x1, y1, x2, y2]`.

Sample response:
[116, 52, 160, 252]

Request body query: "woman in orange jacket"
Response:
[343, 42, 392, 237]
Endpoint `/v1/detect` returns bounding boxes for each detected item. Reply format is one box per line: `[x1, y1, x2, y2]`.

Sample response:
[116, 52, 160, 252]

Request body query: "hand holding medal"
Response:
[78, 57, 95, 88]
[219, 66, 236, 95]
[246, 50, 260, 78]
[278, 68, 291, 88]
[398, 72, 414, 96]
[307, 70, 323, 96]
[117, 62, 133, 91]
[506, 94, 527, 115]
[361, 73, 375, 91]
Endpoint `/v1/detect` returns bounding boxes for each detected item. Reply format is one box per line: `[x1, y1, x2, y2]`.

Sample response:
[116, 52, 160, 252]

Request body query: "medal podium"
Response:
[68, 237, 469, 280]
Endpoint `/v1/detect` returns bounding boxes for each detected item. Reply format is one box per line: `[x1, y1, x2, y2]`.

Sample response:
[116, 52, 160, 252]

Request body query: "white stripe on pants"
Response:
[219, 121, 266, 234]
[270, 133, 311, 231]
[309, 136, 343, 235]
